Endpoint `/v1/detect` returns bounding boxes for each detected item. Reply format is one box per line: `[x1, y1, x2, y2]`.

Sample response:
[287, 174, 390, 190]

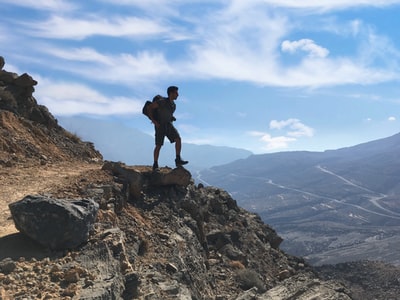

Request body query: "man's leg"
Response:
[174, 137, 188, 166]
[175, 137, 182, 157]
[153, 144, 161, 170]
[165, 123, 188, 166]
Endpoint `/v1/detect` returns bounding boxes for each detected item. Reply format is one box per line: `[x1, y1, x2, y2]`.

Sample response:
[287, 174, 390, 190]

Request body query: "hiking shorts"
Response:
[155, 122, 180, 146]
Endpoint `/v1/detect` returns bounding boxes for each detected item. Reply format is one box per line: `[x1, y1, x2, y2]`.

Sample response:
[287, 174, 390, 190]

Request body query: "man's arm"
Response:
[147, 101, 159, 126]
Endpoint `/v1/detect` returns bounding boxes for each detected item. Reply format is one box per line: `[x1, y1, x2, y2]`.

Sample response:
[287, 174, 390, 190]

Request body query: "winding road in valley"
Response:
[198, 166, 400, 220]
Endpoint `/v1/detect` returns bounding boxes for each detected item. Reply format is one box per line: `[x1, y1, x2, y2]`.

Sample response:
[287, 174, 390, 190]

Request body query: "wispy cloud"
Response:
[182, 2, 399, 87]
[4, 0, 399, 89]
[21, 16, 170, 40]
[34, 46, 174, 85]
[258, 0, 400, 10]
[249, 131, 296, 150]
[2, 1, 400, 117]
[270, 119, 314, 137]
[35, 78, 142, 116]
[249, 119, 314, 151]
[0, 0, 76, 11]
[281, 39, 329, 58]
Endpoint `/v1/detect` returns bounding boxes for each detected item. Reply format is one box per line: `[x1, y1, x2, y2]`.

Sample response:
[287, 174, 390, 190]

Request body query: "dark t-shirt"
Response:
[156, 98, 176, 124]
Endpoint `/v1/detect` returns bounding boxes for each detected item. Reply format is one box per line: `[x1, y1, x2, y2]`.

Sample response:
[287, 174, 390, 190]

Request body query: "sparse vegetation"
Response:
[64, 129, 82, 143]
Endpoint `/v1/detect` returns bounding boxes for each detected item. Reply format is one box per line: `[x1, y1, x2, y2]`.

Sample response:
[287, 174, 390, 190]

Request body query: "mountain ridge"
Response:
[198, 132, 400, 266]
[58, 115, 253, 173]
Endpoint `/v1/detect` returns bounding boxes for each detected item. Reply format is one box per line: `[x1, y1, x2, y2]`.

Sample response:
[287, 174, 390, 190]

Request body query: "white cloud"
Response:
[23, 16, 169, 40]
[281, 39, 329, 58]
[36, 46, 174, 85]
[34, 79, 142, 116]
[249, 131, 296, 150]
[270, 119, 314, 137]
[183, 2, 399, 87]
[3, 0, 399, 89]
[255, 0, 400, 10]
[0, 0, 76, 11]
[249, 119, 314, 151]
[388, 116, 396, 121]
[2, 0, 400, 122]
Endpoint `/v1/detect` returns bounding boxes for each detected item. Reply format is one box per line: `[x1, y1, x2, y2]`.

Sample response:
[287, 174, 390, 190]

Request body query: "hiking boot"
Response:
[175, 157, 188, 167]
[152, 162, 159, 171]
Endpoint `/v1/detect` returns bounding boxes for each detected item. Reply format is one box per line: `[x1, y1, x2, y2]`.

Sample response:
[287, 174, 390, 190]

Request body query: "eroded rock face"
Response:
[9, 195, 99, 250]
[0, 63, 55, 128]
[0, 56, 103, 165]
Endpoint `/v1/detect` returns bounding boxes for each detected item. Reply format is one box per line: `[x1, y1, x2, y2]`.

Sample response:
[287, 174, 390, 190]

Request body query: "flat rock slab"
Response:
[102, 161, 192, 200]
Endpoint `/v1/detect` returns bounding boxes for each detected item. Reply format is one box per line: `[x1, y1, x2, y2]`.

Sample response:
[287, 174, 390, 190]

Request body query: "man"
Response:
[147, 86, 188, 171]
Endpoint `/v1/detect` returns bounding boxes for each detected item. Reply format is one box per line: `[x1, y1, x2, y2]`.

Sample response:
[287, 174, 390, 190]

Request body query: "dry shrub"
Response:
[64, 130, 81, 143]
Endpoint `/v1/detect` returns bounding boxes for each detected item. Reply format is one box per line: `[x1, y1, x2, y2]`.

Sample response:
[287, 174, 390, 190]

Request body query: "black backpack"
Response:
[142, 95, 164, 121]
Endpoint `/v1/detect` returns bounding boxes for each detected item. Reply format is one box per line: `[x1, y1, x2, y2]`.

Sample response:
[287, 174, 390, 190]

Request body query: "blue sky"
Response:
[1, 0, 400, 154]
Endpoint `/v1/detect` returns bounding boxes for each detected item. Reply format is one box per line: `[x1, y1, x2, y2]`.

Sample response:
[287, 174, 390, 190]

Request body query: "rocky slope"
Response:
[1, 160, 353, 299]
[0, 56, 102, 166]
[1, 56, 400, 299]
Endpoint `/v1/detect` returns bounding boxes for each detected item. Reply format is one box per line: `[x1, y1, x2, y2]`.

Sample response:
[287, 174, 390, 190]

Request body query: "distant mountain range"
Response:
[197, 133, 400, 266]
[58, 116, 252, 174]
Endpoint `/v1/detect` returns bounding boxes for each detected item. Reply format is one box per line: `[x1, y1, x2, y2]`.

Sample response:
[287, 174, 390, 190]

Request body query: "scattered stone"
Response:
[166, 262, 178, 274]
[0, 258, 16, 274]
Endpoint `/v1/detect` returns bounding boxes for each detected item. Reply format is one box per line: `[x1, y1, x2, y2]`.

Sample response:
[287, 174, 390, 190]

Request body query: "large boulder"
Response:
[9, 195, 99, 250]
[102, 161, 192, 201]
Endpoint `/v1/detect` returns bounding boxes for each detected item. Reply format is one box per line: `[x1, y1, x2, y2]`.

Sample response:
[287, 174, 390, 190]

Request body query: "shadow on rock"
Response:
[0, 233, 53, 260]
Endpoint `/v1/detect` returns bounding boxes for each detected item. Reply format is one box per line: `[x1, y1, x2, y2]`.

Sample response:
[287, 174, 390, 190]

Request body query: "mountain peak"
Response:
[0, 56, 102, 166]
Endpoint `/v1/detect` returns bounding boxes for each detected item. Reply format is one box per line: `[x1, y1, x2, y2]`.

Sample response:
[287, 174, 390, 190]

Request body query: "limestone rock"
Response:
[9, 195, 99, 250]
[102, 161, 192, 201]
[150, 166, 192, 186]
[260, 274, 352, 299]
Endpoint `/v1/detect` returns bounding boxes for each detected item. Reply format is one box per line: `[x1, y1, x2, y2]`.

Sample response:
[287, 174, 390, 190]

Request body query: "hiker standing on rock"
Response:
[147, 86, 188, 171]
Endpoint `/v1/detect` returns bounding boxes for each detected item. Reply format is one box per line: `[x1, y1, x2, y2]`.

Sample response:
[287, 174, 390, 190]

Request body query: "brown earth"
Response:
[0, 161, 104, 238]
[0, 161, 123, 299]
[0, 106, 104, 240]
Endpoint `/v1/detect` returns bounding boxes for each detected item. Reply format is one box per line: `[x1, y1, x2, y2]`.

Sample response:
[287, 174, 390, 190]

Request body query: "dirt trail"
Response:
[0, 162, 102, 237]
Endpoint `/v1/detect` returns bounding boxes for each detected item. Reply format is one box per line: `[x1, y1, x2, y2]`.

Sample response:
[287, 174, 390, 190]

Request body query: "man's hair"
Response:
[167, 86, 178, 96]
